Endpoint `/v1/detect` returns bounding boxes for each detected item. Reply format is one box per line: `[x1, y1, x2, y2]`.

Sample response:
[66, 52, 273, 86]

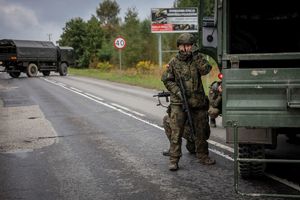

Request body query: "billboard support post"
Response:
[158, 34, 162, 68]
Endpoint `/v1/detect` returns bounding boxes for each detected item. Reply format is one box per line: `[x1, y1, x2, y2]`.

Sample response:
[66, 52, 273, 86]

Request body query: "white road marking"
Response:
[43, 78, 233, 156]
[70, 87, 82, 93]
[111, 103, 145, 117]
[209, 148, 234, 161]
[42, 78, 300, 192]
[208, 139, 234, 153]
[43, 78, 163, 131]
[57, 83, 66, 87]
[84, 93, 104, 101]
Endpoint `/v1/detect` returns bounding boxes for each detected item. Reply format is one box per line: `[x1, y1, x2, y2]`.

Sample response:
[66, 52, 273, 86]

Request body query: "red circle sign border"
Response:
[114, 36, 126, 49]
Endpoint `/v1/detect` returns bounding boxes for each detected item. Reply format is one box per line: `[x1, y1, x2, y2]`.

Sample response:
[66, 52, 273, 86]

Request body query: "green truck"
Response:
[200, 0, 300, 180]
[0, 39, 75, 78]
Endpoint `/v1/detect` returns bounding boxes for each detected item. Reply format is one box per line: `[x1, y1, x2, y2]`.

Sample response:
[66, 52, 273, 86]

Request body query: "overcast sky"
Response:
[0, 0, 174, 44]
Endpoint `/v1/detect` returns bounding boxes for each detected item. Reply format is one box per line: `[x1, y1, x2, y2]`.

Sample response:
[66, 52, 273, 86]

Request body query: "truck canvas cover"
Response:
[0, 39, 57, 61]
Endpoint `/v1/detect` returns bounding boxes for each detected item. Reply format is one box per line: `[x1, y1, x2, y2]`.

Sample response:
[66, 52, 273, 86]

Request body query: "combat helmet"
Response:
[177, 33, 195, 47]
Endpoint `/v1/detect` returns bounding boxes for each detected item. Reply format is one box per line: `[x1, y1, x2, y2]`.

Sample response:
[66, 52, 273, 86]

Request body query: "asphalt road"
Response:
[0, 73, 298, 200]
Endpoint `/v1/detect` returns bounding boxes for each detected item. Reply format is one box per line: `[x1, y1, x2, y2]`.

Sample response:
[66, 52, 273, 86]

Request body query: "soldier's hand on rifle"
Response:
[176, 91, 183, 101]
[218, 85, 222, 93]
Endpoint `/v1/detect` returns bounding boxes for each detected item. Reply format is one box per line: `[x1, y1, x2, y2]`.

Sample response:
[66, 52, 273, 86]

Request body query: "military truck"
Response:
[0, 39, 74, 78]
[200, 0, 300, 179]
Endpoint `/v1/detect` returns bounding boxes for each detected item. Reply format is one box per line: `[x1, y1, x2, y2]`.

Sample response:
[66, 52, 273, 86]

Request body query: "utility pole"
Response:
[47, 33, 52, 41]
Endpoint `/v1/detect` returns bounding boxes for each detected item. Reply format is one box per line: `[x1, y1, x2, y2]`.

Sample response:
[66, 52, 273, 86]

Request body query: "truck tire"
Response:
[9, 72, 21, 78]
[238, 144, 251, 178]
[251, 145, 266, 177]
[238, 144, 265, 179]
[42, 71, 50, 76]
[59, 63, 68, 76]
[26, 63, 38, 77]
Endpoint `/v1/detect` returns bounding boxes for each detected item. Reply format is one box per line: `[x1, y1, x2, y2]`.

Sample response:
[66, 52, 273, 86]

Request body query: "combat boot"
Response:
[198, 154, 216, 165]
[162, 149, 170, 156]
[169, 162, 179, 171]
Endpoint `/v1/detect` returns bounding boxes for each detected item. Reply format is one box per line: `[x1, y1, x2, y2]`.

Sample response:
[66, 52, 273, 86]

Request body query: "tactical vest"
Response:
[170, 56, 207, 108]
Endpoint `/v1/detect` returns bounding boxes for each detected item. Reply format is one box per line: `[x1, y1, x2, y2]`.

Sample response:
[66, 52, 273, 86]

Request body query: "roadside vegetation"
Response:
[69, 67, 165, 90]
[69, 58, 220, 93]
[60, 0, 218, 93]
[58, 0, 214, 69]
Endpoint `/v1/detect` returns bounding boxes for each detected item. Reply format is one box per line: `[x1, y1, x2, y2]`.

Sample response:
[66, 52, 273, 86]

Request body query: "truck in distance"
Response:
[0, 39, 75, 78]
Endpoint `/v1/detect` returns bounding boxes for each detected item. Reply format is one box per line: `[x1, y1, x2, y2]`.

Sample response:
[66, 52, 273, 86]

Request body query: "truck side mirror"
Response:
[202, 17, 217, 48]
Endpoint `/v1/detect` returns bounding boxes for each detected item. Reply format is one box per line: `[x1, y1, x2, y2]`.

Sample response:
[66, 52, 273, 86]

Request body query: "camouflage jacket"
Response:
[161, 51, 212, 108]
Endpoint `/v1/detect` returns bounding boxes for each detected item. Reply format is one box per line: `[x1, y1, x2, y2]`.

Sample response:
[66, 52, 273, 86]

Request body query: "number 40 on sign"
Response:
[114, 37, 126, 49]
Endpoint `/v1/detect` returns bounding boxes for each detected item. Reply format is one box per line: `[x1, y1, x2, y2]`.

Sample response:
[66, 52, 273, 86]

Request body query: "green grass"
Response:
[68, 66, 220, 93]
[69, 68, 165, 90]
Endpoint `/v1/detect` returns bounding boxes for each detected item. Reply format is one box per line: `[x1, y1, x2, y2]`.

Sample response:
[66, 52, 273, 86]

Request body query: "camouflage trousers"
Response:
[168, 105, 211, 164]
[163, 115, 195, 153]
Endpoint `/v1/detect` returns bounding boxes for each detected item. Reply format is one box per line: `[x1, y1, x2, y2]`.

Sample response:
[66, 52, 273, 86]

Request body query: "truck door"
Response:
[222, 0, 300, 129]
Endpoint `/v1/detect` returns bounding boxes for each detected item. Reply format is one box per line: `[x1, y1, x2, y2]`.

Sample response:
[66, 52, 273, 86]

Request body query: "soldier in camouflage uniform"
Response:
[161, 33, 216, 171]
[208, 81, 222, 127]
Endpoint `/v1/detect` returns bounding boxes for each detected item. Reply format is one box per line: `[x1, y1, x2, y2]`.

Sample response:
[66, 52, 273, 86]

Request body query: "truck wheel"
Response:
[42, 71, 50, 76]
[251, 144, 266, 177]
[238, 144, 251, 178]
[26, 63, 38, 77]
[9, 72, 21, 78]
[59, 63, 68, 76]
[238, 144, 265, 179]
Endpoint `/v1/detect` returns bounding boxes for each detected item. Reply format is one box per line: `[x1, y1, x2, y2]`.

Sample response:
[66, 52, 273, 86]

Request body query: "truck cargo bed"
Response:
[0, 39, 57, 61]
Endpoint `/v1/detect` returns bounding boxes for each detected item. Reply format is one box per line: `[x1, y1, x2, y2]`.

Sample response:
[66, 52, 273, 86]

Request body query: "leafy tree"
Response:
[85, 15, 103, 53]
[79, 49, 91, 68]
[97, 38, 114, 62]
[96, 0, 120, 27]
[139, 19, 157, 63]
[59, 16, 106, 68]
[58, 17, 87, 67]
[124, 7, 139, 23]
[174, 0, 199, 7]
[121, 7, 144, 68]
[85, 15, 104, 67]
[96, 0, 121, 65]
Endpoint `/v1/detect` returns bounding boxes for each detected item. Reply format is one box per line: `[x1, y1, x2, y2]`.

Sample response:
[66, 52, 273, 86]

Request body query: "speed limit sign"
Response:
[114, 36, 126, 49]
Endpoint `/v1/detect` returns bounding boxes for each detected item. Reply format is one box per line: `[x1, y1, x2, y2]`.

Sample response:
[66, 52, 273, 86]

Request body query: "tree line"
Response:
[58, 0, 214, 69]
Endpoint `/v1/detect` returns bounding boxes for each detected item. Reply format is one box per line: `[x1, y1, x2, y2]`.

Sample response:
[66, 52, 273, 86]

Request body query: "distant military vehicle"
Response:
[0, 39, 75, 78]
[200, 0, 300, 180]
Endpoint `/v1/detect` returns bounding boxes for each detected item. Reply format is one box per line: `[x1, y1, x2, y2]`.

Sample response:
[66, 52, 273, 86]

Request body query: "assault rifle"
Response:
[153, 75, 196, 137]
[177, 75, 196, 137]
[153, 90, 170, 107]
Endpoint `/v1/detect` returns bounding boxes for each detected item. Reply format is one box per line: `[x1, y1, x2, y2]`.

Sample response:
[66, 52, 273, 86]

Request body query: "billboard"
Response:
[151, 8, 198, 33]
